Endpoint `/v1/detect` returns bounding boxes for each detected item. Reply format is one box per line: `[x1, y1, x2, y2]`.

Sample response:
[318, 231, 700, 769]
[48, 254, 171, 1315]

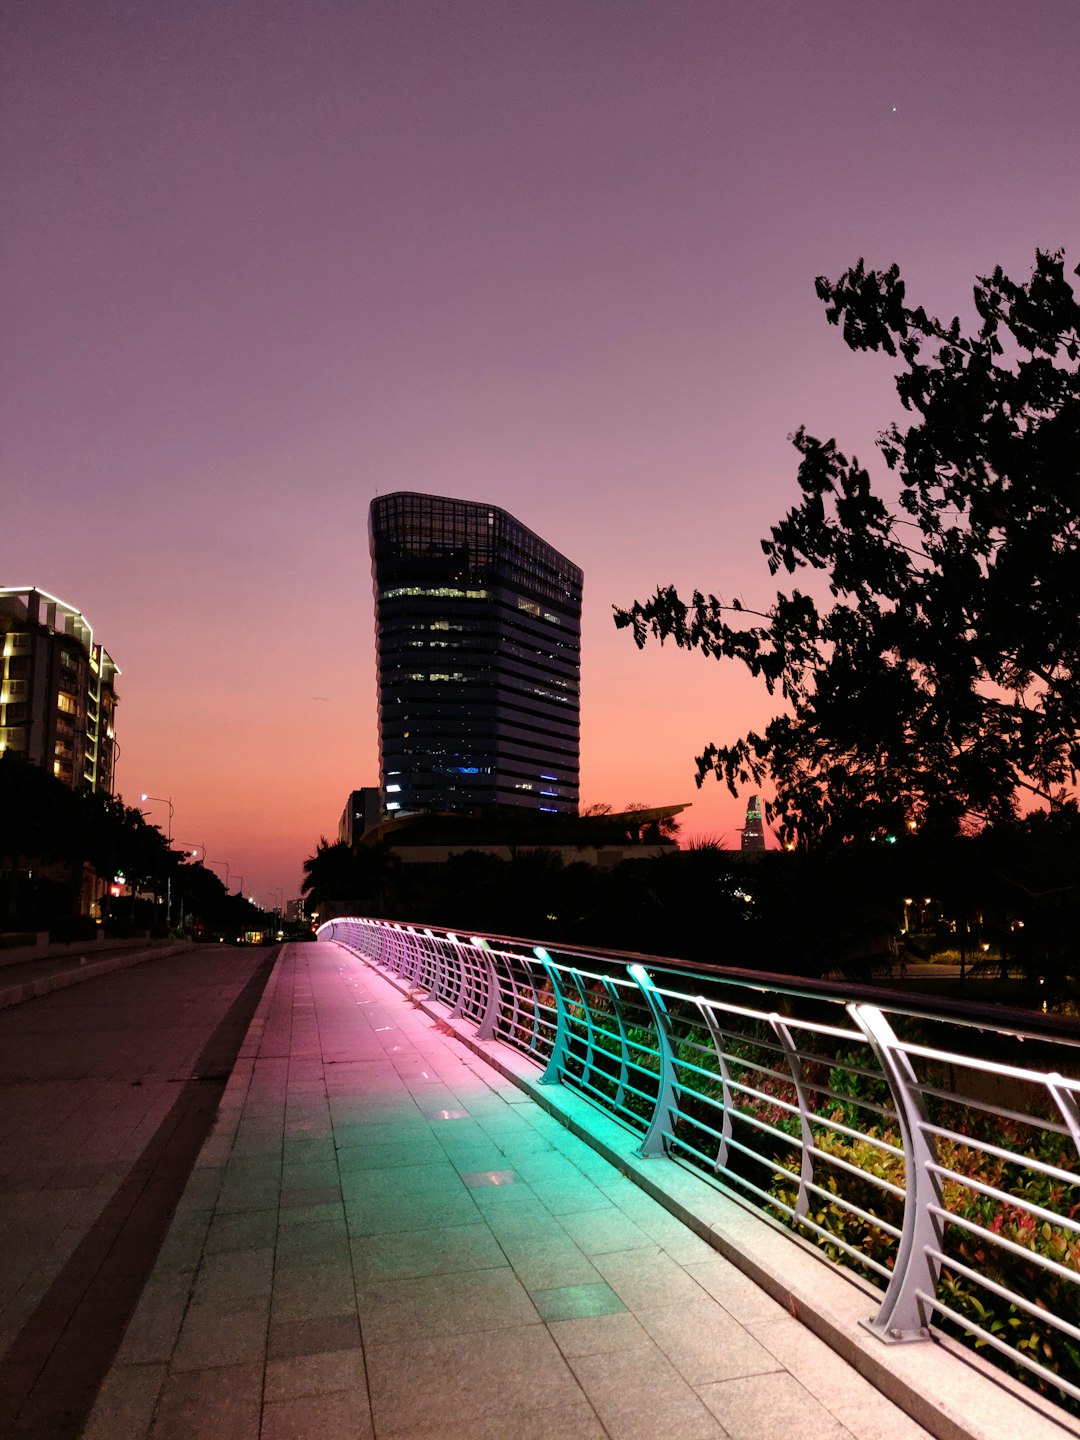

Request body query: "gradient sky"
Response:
[3, 1, 1079, 906]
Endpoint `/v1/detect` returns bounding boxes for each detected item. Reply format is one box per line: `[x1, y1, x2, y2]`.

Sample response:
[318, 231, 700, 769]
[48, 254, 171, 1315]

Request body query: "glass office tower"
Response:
[370, 492, 582, 817]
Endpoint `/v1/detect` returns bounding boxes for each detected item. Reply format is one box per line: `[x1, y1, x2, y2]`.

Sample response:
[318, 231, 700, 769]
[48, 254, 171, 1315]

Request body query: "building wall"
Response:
[338, 787, 383, 845]
[0, 587, 119, 793]
[370, 493, 582, 818]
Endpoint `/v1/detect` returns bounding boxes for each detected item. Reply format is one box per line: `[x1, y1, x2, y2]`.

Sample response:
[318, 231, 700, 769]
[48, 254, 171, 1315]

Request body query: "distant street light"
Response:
[178, 841, 207, 863]
[141, 792, 174, 927]
[207, 858, 231, 889]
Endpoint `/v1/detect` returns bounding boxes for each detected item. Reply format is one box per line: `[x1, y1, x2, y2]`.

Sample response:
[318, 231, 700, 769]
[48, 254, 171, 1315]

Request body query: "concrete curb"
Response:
[0, 942, 199, 1011]
[358, 949, 1080, 1440]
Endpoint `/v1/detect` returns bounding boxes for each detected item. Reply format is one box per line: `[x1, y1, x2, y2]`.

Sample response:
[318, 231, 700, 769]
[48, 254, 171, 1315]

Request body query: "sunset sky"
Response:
[3, 1, 1078, 905]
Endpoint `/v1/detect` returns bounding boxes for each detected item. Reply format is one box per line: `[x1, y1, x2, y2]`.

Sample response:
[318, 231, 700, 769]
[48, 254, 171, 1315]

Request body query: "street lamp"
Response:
[141, 792, 174, 927]
[178, 841, 207, 863]
[207, 858, 231, 889]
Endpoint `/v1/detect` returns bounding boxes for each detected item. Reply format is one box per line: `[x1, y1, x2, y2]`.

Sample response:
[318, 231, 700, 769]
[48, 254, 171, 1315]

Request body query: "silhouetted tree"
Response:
[616, 251, 1080, 846]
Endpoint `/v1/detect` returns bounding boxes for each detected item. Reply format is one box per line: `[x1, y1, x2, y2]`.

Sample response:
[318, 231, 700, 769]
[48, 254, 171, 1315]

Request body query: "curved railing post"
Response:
[533, 948, 571, 1084]
[697, 1000, 735, 1174]
[850, 1003, 941, 1340]
[628, 963, 679, 1159]
[603, 977, 631, 1111]
[770, 1015, 815, 1220]
[472, 937, 504, 1040]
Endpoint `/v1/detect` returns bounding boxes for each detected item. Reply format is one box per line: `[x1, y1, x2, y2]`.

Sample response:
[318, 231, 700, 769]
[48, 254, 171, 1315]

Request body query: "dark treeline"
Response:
[0, 754, 266, 938]
[302, 807, 1080, 1000]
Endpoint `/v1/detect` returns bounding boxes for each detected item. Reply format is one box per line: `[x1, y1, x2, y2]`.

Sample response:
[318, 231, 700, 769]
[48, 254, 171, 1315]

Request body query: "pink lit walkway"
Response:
[85, 941, 935, 1440]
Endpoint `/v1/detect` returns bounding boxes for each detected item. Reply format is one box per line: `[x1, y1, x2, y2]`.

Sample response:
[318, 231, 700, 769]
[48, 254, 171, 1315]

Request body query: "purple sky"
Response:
[3, 1, 1078, 905]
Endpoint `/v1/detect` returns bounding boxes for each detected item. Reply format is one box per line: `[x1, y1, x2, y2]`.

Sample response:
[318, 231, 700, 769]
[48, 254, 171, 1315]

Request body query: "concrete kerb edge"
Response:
[0, 941, 199, 1011]
[339, 943, 1080, 1440]
[81, 943, 291, 1440]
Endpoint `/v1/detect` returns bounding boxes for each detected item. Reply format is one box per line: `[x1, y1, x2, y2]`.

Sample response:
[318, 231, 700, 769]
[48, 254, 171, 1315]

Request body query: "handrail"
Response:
[318, 914, 1080, 1409]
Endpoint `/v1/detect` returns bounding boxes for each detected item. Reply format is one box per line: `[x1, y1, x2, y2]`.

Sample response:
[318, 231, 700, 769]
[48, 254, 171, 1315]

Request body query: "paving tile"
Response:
[80, 1362, 166, 1440]
[274, 1215, 350, 1262]
[698, 1371, 855, 1440]
[359, 1265, 539, 1343]
[547, 1310, 651, 1358]
[531, 1281, 626, 1322]
[460, 1168, 518, 1188]
[261, 1387, 374, 1439]
[172, 1300, 270, 1370]
[530, 1180, 617, 1216]
[365, 1324, 585, 1434]
[569, 1343, 727, 1440]
[829, 1396, 935, 1440]
[115, 1271, 193, 1365]
[378, 1399, 608, 1440]
[351, 1222, 506, 1282]
[345, 1190, 479, 1236]
[682, 1256, 789, 1325]
[592, 1245, 710, 1310]
[204, 1208, 278, 1256]
[340, 1158, 463, 1192]
[279, 1183, 342, 1209]
[556, 1207, 652, 1255]
[509, 1245, 606, 1293]
[264, 1347, 367, 1403]
[275, 1200, 344, 1229]
[637, 1298, 782, 1385]
[336, 1139, 445, 1172]
[267, 1313, 362, 1361]
[191, 1247, 275, 1309]
[747, 1315, 933, 1437]
[151, 1362, 262, 1440]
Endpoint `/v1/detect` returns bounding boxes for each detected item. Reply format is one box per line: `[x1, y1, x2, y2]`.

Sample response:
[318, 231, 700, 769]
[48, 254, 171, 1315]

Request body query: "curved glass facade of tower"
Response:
[370, 492, 582, 816]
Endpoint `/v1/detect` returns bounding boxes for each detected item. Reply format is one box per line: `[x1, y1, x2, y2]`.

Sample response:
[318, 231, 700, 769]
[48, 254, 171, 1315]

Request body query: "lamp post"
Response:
[141, 792, 174, 928]
[174, 842, 207, 935]
[207, 858, 231, 890]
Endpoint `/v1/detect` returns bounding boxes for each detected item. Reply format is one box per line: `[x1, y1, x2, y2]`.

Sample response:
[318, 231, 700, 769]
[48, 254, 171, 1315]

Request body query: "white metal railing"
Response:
[318, 915, 1080, 1408]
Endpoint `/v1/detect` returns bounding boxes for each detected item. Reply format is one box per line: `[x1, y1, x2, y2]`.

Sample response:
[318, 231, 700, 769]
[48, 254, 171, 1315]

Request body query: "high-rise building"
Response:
[338, 787, 383, 846]
[740, 794, 766, 852]
[0, 587, 119, 793]
[369, 492, 582, 817]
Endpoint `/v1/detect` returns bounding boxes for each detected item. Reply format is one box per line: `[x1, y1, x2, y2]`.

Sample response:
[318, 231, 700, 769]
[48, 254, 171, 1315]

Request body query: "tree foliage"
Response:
[616, 251, 1080, 845]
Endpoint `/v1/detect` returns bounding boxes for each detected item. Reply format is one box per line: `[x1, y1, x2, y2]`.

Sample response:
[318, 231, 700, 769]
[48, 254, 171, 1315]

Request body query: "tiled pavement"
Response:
[85, 941, 937, 1440]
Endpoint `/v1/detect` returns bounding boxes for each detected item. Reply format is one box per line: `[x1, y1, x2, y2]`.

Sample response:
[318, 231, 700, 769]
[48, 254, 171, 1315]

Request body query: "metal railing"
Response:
[318, 915, 1080, 1408]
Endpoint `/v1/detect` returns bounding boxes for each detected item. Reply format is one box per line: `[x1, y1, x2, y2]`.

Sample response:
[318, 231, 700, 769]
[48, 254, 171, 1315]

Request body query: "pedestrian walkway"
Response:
[85, 941, 940, 1440]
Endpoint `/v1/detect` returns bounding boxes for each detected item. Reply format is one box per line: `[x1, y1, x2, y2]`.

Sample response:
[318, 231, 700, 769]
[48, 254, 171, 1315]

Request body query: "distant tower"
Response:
[739, 794, 766, 852]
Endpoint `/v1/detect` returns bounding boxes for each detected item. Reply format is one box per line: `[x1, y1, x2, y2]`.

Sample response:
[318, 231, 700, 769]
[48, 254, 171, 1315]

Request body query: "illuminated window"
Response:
[57, 693, 76, 715]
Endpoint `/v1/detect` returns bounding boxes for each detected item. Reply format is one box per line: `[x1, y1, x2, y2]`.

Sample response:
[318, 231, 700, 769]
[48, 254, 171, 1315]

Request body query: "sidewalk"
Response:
[83, 940, 940, 1440]
[0, 941, 196, 1011]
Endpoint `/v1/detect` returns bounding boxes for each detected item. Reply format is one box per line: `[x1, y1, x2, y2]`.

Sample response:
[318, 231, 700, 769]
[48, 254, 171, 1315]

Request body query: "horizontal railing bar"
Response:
[930, 1207, 1080, 1286]
[930, 1251, 1080, 1344]
[923, 1122, 1080, 1188]
[928, 1163, 1080, 1237]
[921, 1292, 1080, 1405]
